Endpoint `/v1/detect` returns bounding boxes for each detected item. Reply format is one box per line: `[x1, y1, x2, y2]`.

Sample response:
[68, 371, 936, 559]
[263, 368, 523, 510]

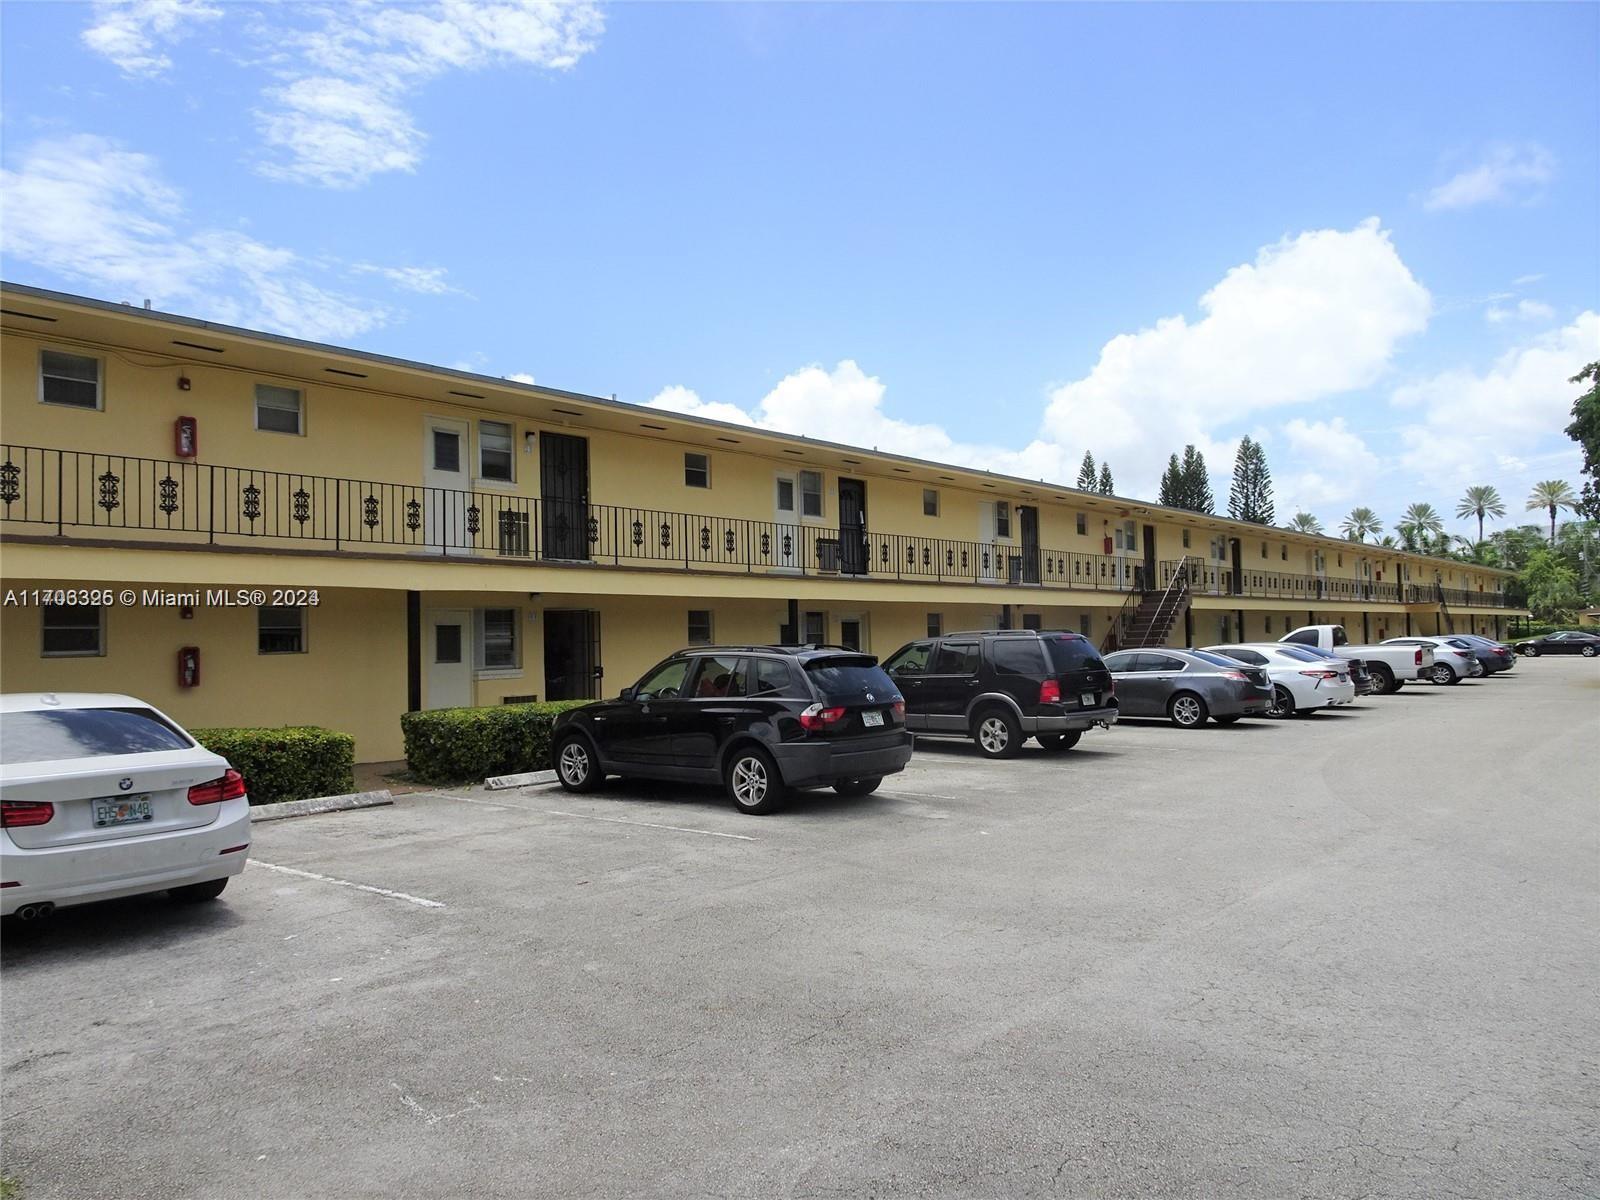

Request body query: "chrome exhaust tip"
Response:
[14, 902, 55, 921]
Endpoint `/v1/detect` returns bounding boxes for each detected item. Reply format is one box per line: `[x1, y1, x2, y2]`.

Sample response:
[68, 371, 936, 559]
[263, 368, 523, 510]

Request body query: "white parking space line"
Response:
[544, 810, 759, 841]
[252, 861, 446, 909]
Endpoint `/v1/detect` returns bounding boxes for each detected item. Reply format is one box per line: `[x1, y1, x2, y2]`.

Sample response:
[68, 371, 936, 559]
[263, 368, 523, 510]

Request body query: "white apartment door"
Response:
[771, 473, 801, 572]
[977, 502, 1003, 583]
[423, 417, 471, 552]
[426, 610, 473, 709]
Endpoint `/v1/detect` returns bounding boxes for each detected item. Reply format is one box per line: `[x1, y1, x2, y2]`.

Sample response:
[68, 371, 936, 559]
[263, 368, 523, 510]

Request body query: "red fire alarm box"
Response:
[178, 646, 201, 688]
[175, 416, 198, 459]
[1103, 535, 1114, 555]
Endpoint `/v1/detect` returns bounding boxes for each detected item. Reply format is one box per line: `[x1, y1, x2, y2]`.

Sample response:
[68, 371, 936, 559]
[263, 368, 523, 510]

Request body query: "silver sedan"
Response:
[1102, 649, 1275, 728]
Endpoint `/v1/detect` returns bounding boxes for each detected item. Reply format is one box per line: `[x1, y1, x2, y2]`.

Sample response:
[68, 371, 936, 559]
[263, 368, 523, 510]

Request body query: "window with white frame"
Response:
[1182, 528, 1191, 548]
[479, 420, 514, 482]
[775, 475, 796, 517]
[799, 471, 823, 518]
[41, 604, 104, 656]
[995, 501, 1011, 539]
[478, 608, 519, 671]
[926, 612, 942, 638]
[255, 384, 303, 434]
[1076, 512, 1087, 536]
[39, 350, 101, 409]
[923, 489, 939, 517]
[258, 605, 306, 654]
[803, 611, 826, 644]
[685, 453, 710, 489]
[687, 609, 713, 645]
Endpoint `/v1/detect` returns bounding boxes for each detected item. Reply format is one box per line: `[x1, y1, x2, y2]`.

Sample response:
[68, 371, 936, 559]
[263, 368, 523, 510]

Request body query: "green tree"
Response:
[1226, 436, 1275, 524]
[1286, 512, 1323, 534]
[1097, 463, 1114, 495]
[1158, 454, 1182, 507]
[1553, 519, 1600, 602]
[1455, 484, 1506, 546]
[1527, 479, 1578, 543]
[1397, 502, 1444, 552]
[1341, 506, 1383, 542]
[1179, 444, 1214, 513]
[1523, 546, 1582, 623]
[1566, 362, 1600, 519]
[1076, 451, 1098, 491]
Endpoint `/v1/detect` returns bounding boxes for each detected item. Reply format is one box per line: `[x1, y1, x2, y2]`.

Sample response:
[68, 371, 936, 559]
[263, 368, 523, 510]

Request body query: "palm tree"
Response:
[1341, 507, 1382, 542]
[1526, 479, 1578, 543]
[1397, 502, 1444, 551]
[1455, 485, 1506, 545]
[1286, 512, 1323, 535]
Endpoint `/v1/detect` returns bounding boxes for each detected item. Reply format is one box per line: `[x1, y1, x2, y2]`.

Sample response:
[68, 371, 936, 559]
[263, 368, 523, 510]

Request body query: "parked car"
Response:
[1101, 649, 1273, 728]
[1280, 625, 1433, 694]
[1513, 630, 1600, 657]
[881, 629, 1118, 758]
[1382, 636, 1481, 684]
[1453, 634, 1517, 674]
[1, 693, 251, 922]
[550, 646, 913, 814]
[1202, 644, 1358, 717]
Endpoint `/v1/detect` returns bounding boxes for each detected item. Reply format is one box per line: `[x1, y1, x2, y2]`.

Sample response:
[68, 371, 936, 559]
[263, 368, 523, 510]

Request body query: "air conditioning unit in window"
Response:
[814, 538, 841, 573]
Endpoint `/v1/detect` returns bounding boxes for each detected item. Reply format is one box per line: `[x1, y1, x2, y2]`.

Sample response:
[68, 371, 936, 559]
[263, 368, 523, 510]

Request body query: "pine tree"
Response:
[1227, 436, 1275, 524]
[1158, 454, 1182, 506]
[1076, 452, 1097, 490]
[1179, 444, 1214, 514]
[1097, 463, 1114, 495]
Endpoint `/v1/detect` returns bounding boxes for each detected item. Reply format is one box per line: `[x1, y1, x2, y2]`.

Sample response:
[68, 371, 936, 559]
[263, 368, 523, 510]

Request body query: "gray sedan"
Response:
[1102, 649, 1276, 728]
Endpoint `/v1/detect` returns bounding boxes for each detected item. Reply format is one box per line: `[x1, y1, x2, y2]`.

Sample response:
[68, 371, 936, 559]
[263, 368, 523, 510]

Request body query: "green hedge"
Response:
[400, 701, 591, 785]
[190, 726, 356, 806]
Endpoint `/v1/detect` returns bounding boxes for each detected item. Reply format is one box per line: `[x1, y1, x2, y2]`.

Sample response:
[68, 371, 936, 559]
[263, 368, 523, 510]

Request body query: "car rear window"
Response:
[1, 707, 193, 765]
[803, 657, 897, 702]
[1190, 650, 1247, 669]
[1211, 647, 1268, 665]
[1275, 645, 1329, 663]
[1044, 636, 1105, 673]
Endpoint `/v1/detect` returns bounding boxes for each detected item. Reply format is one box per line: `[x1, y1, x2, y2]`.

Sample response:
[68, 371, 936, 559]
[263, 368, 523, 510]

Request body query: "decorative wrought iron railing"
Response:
[1158, 558, 1508, 608]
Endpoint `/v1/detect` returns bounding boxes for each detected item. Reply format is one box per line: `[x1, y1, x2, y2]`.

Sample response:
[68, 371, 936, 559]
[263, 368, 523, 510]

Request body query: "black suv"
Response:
[881, 629, 1118, 758]
[550, 646, 913, 814]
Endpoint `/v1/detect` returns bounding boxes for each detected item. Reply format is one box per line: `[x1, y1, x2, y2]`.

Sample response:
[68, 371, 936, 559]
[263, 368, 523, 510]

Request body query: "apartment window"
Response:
[1182, 529, 1191, 548]
[1022, 613, 1042, 631]
[840, 618, 863, 652]
[1337, 553, 1344, 567]
[1261, 541, 1268, 559]
[1079, 614, 1092, 638]
[926, 612, 943, 638]
[776, 476, 796, 516]
[258, 606, 305, 654]
[687, 609, 713, 645]
[995, 501, 1011, 539]
[685, 452, 710, 489]
[479, 420, 514, 482]
[1281, 544, 1288, 561]
[255, 384, 303, 435]
[923, 489, 940, 517]
[432, 428, 461, 473]
[478, 608, 519, 670]
[435, 624, 462, 664]
[799, 471, 823, 518]
[1076, 513, 1087, 536]
[39, 350, 101, 409]
[41, 604, 104, 656]
[803, 611, 826, 645]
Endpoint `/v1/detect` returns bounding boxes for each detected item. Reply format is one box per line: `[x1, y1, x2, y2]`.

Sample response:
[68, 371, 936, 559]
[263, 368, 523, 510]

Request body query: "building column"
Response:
[1184, 609, 1193, 647]
[1405, 612, 1412, 635]
[406, 590, 422, 713]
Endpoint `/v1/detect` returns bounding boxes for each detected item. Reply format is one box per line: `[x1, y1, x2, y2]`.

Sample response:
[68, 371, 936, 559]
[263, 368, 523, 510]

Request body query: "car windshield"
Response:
[1044, 636, 1105, 673]
[803, 657, 898, 703]
[1189, 650, 1246, 669]
[1, 706, 193, 765]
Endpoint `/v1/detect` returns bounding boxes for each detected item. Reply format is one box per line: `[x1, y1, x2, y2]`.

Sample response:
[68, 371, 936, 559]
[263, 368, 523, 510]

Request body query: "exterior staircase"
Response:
[1104, 557, 1193, 651]
[1434, 573, 1455, 633]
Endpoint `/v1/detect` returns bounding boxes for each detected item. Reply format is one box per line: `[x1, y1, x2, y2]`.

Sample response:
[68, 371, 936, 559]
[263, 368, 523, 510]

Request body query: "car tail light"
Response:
[1414, 648, 1424, 665]
[188, 768, 247, 805]
[1220, 670, 1247, 681]
[798, 704, 847, 732]
[1039, 679, 1061, 704]
[1299, 670, 1341, 680]
[1, 801, 54, 828]
[891, 700, 905, 719]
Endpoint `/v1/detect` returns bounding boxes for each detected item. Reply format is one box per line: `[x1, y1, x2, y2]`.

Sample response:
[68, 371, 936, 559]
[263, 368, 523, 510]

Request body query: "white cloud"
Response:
[505, 372, 537, 385]
[1485, 298, 1556, 324]
[254, 1, 605, 188]
[0, 134, 393, 342]
[1512, 273, 1544, 286]
[1424, 143, 1556, 211]
[82, 0, 221, 77]
[353, 263, 463, 295]
[1276, 418, 1381, 511]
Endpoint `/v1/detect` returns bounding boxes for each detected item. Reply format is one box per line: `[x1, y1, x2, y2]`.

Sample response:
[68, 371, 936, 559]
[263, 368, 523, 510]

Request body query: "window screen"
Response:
[481, 609, 517, 668]
[687, 610, 713, 645]
[480, 421, 514, 481]
[258, 606, 305, 654]
[256, 384, 303, 434]
[799, 471, 823, 518]
[40, 350, 100, 409]
[685, 453, 710, 488]
[41, 604, 103, 656]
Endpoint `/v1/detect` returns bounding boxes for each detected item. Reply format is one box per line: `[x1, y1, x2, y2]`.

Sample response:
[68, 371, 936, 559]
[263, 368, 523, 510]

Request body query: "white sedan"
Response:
[1, 693, 250, 921]
[1202, 643, 1358, 717]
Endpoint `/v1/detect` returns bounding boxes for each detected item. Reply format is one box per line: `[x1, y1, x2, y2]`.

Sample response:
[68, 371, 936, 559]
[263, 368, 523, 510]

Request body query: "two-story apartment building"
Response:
[0, 284, 1523, 761]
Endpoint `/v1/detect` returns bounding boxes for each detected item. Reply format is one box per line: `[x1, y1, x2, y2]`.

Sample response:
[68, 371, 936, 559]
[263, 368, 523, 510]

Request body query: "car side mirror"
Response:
[619, 686, 636, 702]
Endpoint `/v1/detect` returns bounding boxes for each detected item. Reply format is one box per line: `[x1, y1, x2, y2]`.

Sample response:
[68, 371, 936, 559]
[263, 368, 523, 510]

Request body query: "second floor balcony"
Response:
[0, 445, 1511, 608]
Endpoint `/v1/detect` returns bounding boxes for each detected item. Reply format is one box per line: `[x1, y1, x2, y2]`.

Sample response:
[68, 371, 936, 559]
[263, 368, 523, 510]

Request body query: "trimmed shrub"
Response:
[190, 726, 356, 806]
[400, 701, 591, 785]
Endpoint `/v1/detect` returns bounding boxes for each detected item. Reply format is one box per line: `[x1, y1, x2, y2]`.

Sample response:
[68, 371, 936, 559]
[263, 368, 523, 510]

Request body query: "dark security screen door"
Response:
[838, 478, 868, 575]
[1019, 506, 1041, 584]
[1142, 524, 1157, 590]
[544, 610, 601, 700]
[540, 432, 590, 560]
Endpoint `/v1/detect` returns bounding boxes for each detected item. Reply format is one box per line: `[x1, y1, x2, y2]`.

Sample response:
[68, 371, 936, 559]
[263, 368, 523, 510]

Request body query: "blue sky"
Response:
[2, 1, 1596, 539]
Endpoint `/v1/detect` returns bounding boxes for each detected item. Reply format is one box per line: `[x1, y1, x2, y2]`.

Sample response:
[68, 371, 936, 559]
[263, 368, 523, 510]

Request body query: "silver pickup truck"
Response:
[1279, 624, 1434, 694]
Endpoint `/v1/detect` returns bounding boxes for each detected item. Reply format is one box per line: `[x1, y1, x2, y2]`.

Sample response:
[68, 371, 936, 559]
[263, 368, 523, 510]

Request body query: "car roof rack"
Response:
[939, 628, 1078, 638]
[674, 643, 860, 656]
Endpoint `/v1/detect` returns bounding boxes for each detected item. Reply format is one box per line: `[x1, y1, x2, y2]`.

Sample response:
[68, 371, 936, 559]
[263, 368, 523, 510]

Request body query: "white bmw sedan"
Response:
[1202, 644, 1358, 718]
[1, 694, 250, 921]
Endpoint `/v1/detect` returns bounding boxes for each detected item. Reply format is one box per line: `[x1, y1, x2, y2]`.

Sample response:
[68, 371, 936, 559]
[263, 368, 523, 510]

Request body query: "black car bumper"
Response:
[772, 731, 914, 789]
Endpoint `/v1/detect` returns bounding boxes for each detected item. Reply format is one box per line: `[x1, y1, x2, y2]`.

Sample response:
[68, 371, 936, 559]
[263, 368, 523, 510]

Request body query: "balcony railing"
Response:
[0, 445, 1511, 607]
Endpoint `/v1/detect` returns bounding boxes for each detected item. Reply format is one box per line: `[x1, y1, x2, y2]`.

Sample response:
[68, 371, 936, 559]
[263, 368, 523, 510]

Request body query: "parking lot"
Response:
[3, 659, 1597, 1199]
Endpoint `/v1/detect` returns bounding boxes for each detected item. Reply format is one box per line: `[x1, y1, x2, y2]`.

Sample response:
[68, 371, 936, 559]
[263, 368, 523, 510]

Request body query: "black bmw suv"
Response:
[881, 629, 1118, 758]
[550, 646, 913, 814]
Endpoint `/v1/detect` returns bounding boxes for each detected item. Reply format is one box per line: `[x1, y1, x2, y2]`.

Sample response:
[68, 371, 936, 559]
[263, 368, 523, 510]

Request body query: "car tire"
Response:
[1521, 645, 1538, 657]
[168, 878, 228, 903]
[1268, 685, 1296, 718]
[1036, 731, 1083, 752]
[1368, 663, 1397, 695]
[972, 707, 1022, 759]
[1168, 691, 1208, 729]
[1429, 662, 1457, 685]
[1584, 645, 1598, 658]
[725, 745, 786, 815]
[554, 734, 603, 793]
[833, 776, 883, 797]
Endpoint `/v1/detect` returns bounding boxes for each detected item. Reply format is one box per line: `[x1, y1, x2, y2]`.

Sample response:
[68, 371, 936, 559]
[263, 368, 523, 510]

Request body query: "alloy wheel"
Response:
[731, 756, 768, 807]
[558, 741, 590, 786]
[1172, 695, 1202, 727]
[978, 716, 1010, 754]
[1430, 663, 1454, 685]
[1268, 685, 1293, 717]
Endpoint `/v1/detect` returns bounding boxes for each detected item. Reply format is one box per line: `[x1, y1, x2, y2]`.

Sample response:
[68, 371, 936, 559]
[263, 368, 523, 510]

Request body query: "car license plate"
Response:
[93, 796, 153, 827]
[1081, 692, 1097, 707]
[862, 710, 884, 727]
